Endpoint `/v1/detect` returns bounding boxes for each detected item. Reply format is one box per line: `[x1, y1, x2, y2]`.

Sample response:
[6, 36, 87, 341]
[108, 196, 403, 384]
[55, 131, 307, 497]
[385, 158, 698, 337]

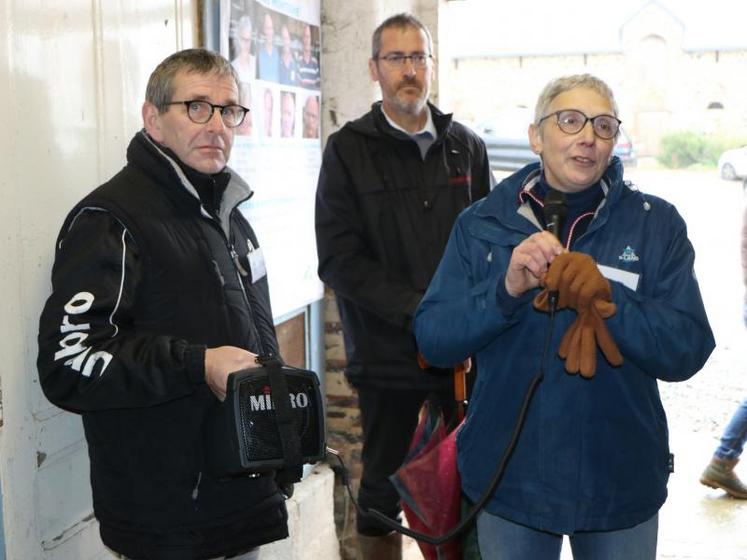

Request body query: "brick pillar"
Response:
[322, 287, 363, 559]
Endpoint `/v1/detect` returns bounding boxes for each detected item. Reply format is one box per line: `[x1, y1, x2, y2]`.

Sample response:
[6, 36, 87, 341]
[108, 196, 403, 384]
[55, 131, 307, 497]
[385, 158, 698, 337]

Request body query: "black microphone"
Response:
[542, 190, 568, 242]
[542, 190, 567, 312]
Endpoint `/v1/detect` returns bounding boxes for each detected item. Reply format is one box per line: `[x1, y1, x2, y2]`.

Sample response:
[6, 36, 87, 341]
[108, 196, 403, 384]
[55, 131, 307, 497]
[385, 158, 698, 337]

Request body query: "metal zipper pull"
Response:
[230, 246, 250, 277]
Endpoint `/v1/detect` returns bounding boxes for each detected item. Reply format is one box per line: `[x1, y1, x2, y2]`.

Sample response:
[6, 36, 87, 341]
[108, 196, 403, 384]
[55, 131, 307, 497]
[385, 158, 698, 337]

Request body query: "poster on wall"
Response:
[215, 0, 323, 319]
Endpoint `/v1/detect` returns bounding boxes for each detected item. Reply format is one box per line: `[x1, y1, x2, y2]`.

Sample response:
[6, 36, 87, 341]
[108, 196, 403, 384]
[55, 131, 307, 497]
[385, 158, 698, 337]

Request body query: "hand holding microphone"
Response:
[533, 189, 568, 311]
[531, 189, 622, 377]
[543, 189, 568, 243]
[538, 252, 613, 311]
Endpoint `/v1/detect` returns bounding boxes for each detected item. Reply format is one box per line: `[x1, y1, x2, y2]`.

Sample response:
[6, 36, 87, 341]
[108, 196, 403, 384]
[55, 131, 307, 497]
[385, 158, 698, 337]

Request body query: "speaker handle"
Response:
[255, 352, 285, 369]
[258, 353, 304, 494]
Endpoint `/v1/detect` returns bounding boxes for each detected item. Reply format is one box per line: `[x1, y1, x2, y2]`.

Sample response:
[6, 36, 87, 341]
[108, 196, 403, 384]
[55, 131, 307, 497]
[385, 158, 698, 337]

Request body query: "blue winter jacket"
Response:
[414, 158, 715, 534]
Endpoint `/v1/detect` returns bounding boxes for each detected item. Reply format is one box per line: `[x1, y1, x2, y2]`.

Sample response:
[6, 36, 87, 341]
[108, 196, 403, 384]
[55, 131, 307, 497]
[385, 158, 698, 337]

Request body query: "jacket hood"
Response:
[344, 101, 454, 141]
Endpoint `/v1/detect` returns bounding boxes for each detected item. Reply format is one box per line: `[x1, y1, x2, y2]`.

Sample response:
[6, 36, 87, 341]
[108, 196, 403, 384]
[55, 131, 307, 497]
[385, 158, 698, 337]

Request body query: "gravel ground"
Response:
[627, 166, 745, 439]
[632, 166, 747, 559]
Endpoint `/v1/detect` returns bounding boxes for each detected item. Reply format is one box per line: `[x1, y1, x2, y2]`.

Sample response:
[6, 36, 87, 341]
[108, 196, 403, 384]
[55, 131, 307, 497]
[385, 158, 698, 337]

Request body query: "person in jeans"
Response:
[700, 398, 747, 498]
[700, 203, 747, 499]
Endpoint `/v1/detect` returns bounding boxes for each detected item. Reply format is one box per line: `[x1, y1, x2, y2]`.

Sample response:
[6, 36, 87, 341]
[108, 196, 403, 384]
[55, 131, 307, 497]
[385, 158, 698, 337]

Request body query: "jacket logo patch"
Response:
[618, 245, 640, 263]
[449, 174, 471, 186]
[54, 291, 113, 377]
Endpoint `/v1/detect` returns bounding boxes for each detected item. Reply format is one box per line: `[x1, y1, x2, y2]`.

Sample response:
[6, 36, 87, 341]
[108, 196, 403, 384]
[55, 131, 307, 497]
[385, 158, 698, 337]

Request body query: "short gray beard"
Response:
[391, 93, 427, 116]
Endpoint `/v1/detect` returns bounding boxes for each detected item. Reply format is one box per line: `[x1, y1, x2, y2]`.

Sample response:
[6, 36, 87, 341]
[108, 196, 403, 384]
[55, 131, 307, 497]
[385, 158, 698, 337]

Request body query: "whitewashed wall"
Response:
[0, 2, 193, 558]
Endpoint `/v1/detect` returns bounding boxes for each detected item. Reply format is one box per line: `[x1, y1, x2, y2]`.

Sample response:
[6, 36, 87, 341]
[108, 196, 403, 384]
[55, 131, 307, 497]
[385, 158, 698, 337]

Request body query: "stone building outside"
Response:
[443, 0, 747, 158]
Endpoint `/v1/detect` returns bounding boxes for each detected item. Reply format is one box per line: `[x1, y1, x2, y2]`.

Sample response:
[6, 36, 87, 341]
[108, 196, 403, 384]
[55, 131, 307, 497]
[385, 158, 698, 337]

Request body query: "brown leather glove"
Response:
[559, 299, 623, 378]
[533, 252, 623, 377]
[534, 252, 612, 312]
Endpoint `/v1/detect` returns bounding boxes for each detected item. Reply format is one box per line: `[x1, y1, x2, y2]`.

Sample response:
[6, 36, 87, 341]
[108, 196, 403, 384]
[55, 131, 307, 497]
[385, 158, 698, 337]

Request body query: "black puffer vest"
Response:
[69, 131, 287, 559]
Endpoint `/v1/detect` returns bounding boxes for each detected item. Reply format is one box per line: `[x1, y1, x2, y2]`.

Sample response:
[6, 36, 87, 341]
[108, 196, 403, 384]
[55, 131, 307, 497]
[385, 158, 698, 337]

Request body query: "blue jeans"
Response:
[476, 511, 658, 560]
[715, 397, 747, 461]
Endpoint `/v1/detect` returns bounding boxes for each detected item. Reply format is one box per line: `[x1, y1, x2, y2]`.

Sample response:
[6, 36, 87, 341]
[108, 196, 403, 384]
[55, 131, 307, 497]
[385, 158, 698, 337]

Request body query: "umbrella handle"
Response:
[418, 352, 472, 421]
[454, 358, 471, 421]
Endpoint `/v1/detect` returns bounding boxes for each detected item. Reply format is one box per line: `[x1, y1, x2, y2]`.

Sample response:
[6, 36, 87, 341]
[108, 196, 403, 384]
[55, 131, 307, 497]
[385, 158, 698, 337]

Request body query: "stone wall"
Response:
[446, 3, 747, 157]
[322, 288, 362, 559]
[450, 48, 747, 158]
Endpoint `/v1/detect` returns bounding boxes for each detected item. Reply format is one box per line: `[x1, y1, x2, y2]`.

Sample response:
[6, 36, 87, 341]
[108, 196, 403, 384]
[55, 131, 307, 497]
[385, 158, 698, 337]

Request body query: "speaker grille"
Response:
[236, 371, 321, 465]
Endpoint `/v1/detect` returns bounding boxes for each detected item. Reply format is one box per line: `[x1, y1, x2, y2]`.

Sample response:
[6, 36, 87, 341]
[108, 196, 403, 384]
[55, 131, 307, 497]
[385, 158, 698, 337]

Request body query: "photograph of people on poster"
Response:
[262, 86, 274, 137]
[236, 81, 254, 136]
[297, 22, 320, 89]
[302, 94, 319, 139]
[280, 90, 296, 138]
[279, 23, 299, 86]
[226, 0, 321, 93]
[230, 13, 256, 83]
[218, 0, 323, 317]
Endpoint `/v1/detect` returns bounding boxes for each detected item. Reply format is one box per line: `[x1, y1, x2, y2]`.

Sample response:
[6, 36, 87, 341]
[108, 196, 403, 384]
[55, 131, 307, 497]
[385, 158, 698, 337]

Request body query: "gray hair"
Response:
[534, 74, 619, 125]
[145, 48, 239, 112]
[236, 14, 252, 36]
[371, 13, 433, 59]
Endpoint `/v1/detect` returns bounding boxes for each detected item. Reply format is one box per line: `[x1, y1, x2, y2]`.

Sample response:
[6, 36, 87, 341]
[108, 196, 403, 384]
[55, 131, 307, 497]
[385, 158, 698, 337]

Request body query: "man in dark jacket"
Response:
[315, 13, 493, 560]
[37, 49, 287, 560]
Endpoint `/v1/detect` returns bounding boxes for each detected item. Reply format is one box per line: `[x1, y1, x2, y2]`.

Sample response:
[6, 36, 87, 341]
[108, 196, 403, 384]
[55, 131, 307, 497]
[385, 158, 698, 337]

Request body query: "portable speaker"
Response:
[206, 360, 326, 478]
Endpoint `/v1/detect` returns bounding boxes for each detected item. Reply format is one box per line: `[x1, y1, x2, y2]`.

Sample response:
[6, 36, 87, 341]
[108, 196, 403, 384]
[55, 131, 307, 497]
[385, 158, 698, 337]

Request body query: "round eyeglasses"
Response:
[538, 109, 621, 140]
[165, 100, 250, 128]
[376, 53, 432, 69]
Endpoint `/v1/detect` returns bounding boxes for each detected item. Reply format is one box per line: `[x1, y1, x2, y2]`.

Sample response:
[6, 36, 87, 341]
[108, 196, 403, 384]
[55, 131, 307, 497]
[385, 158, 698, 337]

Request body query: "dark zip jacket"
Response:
[315, 102, 493, 390]
[37, 131, 287, 559]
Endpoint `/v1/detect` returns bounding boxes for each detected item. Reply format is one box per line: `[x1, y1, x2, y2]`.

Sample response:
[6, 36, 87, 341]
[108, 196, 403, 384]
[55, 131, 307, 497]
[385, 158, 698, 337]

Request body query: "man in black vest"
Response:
[37, 49, 287, 560]
[315, 13, 494, 560]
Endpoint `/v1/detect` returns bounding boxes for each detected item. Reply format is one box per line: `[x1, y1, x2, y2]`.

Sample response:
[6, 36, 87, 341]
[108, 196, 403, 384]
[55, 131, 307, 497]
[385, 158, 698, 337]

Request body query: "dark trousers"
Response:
[356, 384, 456, 536]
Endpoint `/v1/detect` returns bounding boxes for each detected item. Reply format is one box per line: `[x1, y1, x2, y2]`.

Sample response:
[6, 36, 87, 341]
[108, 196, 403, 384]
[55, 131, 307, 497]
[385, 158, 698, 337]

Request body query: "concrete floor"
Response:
[656, 431, 747, 560]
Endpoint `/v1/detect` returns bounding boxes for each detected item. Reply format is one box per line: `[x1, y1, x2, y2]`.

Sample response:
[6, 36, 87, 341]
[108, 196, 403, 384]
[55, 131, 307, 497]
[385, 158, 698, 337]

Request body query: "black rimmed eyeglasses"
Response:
[165, 100, 250, 128]
[538, 109, 621, 140]
[376, 53, 433, 69]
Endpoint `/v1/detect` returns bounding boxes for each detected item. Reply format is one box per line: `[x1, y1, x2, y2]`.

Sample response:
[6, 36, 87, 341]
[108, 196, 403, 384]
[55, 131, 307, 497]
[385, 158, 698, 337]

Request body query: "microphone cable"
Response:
[326, 298, 560, 546]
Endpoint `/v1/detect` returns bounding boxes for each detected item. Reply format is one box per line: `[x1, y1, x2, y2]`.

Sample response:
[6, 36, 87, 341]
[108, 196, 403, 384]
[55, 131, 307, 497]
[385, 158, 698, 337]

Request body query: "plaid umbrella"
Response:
[389, 360, 472, 560]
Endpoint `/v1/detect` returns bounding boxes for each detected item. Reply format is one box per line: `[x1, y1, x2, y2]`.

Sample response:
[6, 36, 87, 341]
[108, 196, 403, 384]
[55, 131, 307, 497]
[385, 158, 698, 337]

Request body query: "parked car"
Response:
[717, 145, 747, 180]
[614, 128, 637, 167]
[472, 109, 538, 172]
[473, 110, 637, 171]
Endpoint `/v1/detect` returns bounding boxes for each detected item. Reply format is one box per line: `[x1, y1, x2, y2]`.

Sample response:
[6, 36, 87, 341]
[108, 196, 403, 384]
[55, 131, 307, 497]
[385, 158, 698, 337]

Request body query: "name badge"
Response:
[598, 264, 639, 291]
[247, 239, 266, 284]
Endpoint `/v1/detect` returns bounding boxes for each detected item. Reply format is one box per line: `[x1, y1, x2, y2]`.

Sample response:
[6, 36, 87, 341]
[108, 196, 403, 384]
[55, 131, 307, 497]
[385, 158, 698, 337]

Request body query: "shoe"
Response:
[700, 457, 747, 499]
[356, 531, 402, 560]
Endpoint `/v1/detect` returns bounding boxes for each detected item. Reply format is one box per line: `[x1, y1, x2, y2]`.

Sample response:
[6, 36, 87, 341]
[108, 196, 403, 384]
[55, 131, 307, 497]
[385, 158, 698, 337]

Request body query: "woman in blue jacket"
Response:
[414, 74, 714, 559]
